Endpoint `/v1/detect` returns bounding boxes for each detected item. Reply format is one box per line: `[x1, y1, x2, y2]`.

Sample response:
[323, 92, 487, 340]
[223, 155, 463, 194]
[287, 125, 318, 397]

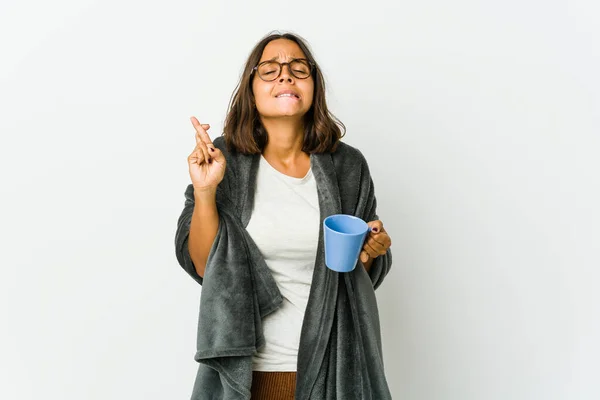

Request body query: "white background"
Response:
[1, 0, 598, 399]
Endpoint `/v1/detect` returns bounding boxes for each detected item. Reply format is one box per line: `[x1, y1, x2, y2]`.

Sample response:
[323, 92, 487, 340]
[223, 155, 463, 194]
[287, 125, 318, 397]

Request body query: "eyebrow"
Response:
[262, 56, 305, 62]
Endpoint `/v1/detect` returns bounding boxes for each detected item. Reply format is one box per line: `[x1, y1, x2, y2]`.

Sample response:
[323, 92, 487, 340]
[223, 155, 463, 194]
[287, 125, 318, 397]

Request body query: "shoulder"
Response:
[332, 141, 367, 162]
[213, 135, 238, 169]
[330, 140, 370, 171]
[212, 135, 258, 184]
[213, 136, 228, 154]
[213, 135, 253, 164]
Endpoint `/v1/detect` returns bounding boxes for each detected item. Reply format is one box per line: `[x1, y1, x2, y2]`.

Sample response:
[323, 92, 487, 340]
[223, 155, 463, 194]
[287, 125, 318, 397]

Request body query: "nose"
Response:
[278, 64, 294, 83]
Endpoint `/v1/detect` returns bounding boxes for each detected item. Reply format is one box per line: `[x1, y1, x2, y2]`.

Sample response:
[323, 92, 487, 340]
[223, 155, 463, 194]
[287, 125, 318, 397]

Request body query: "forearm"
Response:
[188, 188, 219, 278]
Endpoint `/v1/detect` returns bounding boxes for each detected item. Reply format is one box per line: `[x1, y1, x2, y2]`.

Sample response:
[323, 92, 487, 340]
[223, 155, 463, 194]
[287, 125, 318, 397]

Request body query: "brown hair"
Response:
[223, 31, 345, 154]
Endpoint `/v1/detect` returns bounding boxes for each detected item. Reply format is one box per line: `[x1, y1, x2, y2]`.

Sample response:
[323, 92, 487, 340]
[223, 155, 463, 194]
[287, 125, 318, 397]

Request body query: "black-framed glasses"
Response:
[251, 58, 315, 81]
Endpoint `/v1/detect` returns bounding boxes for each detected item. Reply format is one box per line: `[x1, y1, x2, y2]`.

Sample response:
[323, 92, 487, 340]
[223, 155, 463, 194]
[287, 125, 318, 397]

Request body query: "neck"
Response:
[260, 118, 306, 162]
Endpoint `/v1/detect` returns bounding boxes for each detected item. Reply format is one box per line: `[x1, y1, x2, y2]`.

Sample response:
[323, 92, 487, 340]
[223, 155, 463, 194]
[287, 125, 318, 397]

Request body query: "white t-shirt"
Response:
[246, 155, 320, 372]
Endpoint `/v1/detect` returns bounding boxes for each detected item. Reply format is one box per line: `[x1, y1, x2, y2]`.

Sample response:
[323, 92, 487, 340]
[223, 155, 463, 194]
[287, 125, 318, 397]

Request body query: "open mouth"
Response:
[275, 91, 300, 99]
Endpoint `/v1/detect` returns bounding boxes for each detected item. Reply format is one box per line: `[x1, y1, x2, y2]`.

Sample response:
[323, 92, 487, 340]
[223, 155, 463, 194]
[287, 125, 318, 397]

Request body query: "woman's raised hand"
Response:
[187, 116, 226, 193]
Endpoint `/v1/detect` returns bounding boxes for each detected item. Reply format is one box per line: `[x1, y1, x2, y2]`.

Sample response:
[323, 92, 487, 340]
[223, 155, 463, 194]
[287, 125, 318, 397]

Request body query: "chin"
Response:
[262, 109, 307, 119]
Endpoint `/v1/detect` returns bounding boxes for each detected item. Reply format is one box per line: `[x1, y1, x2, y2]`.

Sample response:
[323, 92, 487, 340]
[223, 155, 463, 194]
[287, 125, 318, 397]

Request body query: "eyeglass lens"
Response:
[257, 60, 311, 81]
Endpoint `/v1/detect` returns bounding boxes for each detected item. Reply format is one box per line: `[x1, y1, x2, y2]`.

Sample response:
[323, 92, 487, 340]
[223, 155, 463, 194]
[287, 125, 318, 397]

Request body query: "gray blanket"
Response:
[175, 136, 393, 399]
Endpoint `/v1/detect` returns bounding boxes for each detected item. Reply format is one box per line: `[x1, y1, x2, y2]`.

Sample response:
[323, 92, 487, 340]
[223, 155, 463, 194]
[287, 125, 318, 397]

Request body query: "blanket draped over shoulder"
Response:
[175, 136, 393, 399]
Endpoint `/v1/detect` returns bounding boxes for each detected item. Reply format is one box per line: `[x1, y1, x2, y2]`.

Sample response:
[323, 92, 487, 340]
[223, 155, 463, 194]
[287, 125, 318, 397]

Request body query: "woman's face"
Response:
[252, 39, 315, 121]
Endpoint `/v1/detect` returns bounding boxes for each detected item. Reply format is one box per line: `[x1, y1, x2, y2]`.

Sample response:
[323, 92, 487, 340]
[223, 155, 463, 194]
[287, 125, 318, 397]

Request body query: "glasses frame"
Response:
[251, 58, 316, 82]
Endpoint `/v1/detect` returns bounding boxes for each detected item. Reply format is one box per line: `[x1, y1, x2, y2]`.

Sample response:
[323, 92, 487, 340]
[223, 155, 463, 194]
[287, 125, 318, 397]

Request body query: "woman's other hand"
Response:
[359, 220, 392, 264]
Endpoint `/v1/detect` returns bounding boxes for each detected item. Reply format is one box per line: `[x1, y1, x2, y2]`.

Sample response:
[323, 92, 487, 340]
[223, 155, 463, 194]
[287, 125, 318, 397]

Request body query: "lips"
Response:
[275, 90, 300, 99]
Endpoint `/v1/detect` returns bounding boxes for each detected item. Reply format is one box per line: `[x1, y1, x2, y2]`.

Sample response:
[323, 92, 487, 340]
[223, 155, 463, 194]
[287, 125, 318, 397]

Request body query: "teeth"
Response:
[277, 93, 296, 98]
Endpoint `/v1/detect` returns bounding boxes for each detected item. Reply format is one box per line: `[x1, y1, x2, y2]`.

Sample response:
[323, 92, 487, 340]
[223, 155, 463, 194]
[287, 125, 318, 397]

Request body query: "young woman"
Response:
[176, 31, 393, 400]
